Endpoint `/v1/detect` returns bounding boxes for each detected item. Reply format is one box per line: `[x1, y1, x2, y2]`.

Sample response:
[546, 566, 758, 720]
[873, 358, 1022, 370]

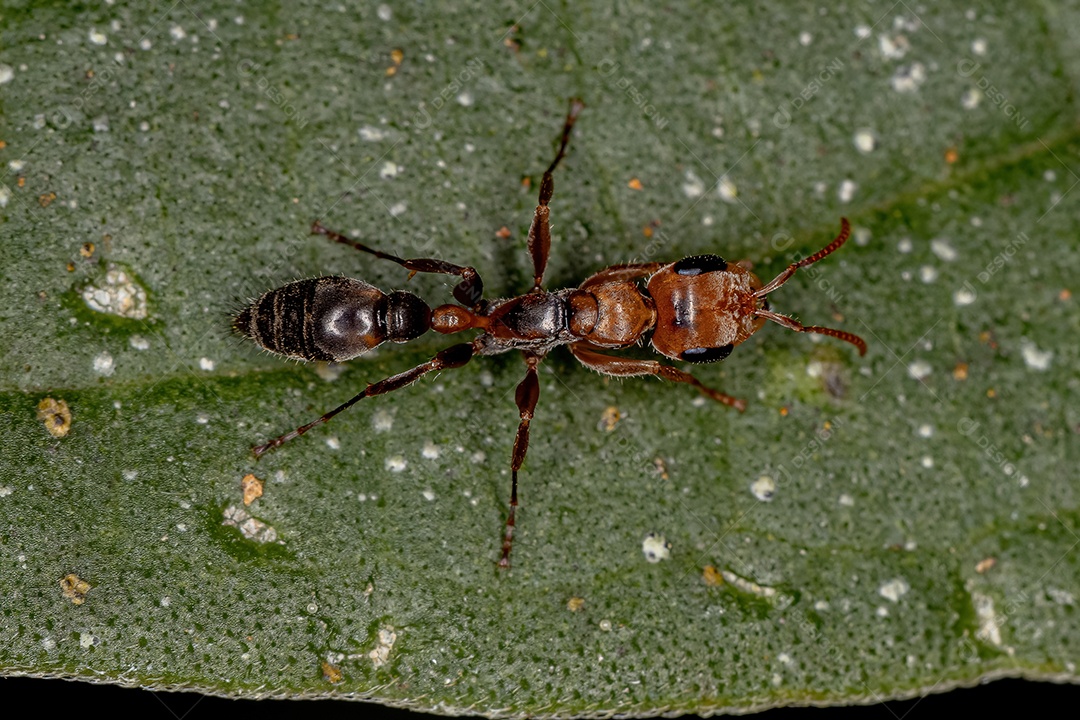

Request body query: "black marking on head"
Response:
[680, 343, 734, 363]
[673, 255, 728, 276]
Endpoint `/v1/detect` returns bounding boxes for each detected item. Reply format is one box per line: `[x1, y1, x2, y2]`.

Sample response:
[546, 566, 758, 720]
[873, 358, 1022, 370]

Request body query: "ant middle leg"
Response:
[499, 351, 544, 569]
[253, 341, 477, 458]
[527, 99, 585, 292]
[579, 262, 664, 290]
[311, 221, 485, 309]
[569, 342, 747, 411]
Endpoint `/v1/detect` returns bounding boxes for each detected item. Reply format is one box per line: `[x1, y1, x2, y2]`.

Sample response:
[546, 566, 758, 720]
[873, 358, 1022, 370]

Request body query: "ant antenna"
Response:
[752, 218, 867, 355]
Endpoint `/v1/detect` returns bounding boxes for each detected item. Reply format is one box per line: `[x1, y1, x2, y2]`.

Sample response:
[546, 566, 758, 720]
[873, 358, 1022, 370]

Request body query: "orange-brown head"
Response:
[646, 255, 766, 363]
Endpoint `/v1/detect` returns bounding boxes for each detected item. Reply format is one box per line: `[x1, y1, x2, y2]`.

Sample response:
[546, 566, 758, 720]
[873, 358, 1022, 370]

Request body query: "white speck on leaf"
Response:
[93, 351, 115, 376]
[379, 161, 400, 179]
[838, 179, 857, 203]
[973, 592, 1002, 646]
[962, 88, 983, 110]
[682, 170, 705, 199]
[931, 239, 958, 261]
[369, 626, 397, 667]
[642, 533, 671, 563]
[359, 125, 387, 141]
[954, 287, 977, 306]
[1020, 340, 1052, 370]
[890, 62, 926, 93]
[82, 266, 149, 319]
[879, 578, 910, 603]
[908, 360, 932, 380]
[373, 409, 394, 432]
[717, 177, 737, 202]
[853, 129, 877, 154]
[750, 475, 776, 502]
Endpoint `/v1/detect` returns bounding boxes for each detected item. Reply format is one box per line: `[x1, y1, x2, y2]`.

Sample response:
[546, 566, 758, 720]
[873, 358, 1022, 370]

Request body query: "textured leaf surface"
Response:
[1, 1, 1078, 715]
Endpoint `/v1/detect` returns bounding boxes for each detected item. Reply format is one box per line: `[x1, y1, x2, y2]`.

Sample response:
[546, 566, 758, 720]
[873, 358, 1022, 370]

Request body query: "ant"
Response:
[232, 100, 867, 569]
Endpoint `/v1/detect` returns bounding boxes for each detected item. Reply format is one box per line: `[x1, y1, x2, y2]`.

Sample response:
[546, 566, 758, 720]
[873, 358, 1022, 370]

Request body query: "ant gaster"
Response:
[233, 100, 867, 569]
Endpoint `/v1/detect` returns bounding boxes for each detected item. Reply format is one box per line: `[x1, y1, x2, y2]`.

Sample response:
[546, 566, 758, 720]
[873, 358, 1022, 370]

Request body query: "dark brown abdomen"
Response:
[233, 277, 431, 362]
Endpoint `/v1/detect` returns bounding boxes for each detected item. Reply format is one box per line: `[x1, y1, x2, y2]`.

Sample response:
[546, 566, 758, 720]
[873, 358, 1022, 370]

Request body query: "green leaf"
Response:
[2, 1, 1078, 715]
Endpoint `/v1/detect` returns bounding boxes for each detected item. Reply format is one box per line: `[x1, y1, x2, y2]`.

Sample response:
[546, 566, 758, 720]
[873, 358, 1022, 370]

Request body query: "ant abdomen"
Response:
[233, 277, 431, 363]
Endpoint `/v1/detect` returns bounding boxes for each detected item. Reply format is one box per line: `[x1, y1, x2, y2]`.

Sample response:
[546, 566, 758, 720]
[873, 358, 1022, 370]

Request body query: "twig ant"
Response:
[233, 100, 866, 568]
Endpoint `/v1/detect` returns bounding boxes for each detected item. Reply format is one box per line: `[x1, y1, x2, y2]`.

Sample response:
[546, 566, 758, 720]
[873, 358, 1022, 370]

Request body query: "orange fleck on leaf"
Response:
[703, 566, 723, 587]
[598, 406, 621, 432]
[953, 362, 969, 381]
[39, 191, 56, 207]
[241, 474, 264, 506]
[944, 147, 959, 164]
[37, 397, 72, 438]
[321, 661, 343, 684]
[60, 573, 91, 605]
[975, 557, 996, 574]
[495, 226, 512, 239]
[628, 177, 643, 190]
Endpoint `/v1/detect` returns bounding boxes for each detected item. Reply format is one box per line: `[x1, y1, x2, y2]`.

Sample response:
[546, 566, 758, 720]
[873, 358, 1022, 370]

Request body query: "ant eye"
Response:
[680, 344, 734, 363]
[673, 255, 728, 276]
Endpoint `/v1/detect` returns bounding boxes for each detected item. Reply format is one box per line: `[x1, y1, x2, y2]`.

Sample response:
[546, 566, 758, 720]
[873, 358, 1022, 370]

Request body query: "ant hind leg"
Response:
[311, 221, 485, 309]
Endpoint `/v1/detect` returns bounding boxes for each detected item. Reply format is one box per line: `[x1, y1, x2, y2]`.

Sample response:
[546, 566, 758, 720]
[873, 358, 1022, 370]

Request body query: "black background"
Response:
[2, 676, 1075, 718]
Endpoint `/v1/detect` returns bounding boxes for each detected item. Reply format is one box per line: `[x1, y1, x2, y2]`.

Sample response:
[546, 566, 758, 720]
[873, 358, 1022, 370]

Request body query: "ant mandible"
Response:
[233, 100, 867, 569]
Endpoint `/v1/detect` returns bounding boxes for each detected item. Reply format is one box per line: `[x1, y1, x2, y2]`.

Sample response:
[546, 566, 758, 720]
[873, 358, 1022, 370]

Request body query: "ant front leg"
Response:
[754, 309, 867, 355]
[569, 342, 747, 411]
[499, 351, 544, 569]
[527, 99, 584, 292]
[311, 221, 485, 310]
[253, 341, 477, 458]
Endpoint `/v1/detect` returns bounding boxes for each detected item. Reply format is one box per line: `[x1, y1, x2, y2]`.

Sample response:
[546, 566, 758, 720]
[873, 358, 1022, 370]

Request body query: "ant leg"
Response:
[253, 341, 476, 458]
[527, 99, 585, 292]
[311, 221, 484, 309]
[499, 352, 544, 569]
[569, 342, 747, 411]
[754, 218, 851, 297]
[754, 309, 867, 355]
[579, 262, 663, 290]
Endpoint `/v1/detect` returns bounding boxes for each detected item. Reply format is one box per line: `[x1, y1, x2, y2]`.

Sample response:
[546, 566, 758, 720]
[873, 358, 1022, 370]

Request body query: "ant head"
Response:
[645, 256, 766, 363]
